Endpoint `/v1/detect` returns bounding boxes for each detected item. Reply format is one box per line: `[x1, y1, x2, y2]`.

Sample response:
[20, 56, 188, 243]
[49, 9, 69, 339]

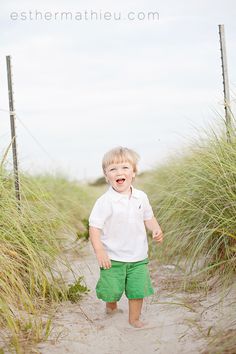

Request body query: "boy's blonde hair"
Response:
[102, 147, 140, 173]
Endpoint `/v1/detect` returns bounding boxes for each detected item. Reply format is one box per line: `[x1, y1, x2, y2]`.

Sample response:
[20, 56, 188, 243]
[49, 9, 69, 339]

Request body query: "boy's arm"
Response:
[89, 226, 111, 269]
[144, 216, 163, 243]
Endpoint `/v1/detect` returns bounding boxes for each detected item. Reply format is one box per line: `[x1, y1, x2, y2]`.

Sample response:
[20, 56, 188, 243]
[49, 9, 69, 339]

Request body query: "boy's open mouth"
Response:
[116, 178, 125, 184]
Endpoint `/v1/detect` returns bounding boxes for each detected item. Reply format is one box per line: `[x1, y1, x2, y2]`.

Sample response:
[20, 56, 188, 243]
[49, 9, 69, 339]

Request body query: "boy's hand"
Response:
[152, 228, 163, 243]
[145, 217, 163, 243]
[96, 250, 111, 269]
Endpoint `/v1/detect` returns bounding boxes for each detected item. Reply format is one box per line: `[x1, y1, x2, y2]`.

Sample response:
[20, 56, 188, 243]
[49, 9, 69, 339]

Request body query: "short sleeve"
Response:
[142, 193, 154, 221]
[89, 195, 112, 229]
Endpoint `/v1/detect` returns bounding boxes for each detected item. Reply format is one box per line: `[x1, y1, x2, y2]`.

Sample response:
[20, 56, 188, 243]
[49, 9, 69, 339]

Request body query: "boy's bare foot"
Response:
[106, 308, 123, 315]
[129, 320, 145, 328]
[127, 320, 157, 330]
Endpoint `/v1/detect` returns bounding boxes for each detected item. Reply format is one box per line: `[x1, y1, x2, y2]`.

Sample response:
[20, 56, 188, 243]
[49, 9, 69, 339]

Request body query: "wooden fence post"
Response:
[218, 24, 233, 142]
[6, 55, 21, 206]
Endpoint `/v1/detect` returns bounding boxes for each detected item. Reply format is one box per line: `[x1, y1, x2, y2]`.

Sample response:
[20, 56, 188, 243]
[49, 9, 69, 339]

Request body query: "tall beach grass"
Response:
[0, 170, 92, 352]
[142, 127, 236, 281]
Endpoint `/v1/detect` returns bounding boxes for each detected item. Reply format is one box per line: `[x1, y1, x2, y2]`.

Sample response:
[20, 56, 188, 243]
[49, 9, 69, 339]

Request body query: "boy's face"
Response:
[104, 161, 135, 194]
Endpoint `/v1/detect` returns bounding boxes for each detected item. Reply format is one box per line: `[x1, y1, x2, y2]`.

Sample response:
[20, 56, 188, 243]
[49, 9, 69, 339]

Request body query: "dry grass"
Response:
[202, 328, 236, 354]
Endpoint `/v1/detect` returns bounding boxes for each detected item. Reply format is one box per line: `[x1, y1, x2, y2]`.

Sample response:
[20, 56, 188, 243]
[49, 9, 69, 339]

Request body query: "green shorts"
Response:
[96, 258, 154, 302]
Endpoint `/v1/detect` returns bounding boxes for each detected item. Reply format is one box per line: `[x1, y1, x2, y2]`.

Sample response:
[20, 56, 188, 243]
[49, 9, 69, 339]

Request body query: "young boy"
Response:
[89, 147, 163, 328]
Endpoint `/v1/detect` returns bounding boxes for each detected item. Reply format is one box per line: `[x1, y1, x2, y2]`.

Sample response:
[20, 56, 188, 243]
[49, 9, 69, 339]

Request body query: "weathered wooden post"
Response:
[218, 24, 233, 142]
[6, 55, 21, 206]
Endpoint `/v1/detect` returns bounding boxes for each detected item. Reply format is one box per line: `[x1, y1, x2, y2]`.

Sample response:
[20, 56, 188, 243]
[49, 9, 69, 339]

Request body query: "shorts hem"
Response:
[126, 291, 154, 299]
[96, 294, 123, 302]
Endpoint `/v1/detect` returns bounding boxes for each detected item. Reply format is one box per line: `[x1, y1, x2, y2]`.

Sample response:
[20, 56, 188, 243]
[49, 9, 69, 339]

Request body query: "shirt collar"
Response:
[108, 185, 139, 201]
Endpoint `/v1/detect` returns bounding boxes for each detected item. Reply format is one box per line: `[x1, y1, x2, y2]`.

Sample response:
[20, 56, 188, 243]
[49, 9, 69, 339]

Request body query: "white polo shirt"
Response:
[89, 186, 154, 262]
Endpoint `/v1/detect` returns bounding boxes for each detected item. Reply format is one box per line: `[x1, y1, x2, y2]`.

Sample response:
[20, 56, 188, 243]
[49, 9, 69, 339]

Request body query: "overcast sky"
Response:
[0, 0, 235, 180]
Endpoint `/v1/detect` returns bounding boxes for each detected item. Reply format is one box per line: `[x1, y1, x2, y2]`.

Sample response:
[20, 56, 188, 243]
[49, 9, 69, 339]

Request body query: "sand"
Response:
[1, 238, 235, 353]
[0, 237, 234, 353]
[36, 241, 215, 354]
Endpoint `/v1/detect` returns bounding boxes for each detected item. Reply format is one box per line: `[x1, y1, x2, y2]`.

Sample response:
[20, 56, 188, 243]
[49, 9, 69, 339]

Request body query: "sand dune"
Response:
[37, 242, 235, 354]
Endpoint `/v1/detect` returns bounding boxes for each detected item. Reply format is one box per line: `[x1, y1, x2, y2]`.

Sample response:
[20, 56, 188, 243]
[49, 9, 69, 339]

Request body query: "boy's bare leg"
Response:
[128, 298, 144, 327]
[106, 301, 117, 313]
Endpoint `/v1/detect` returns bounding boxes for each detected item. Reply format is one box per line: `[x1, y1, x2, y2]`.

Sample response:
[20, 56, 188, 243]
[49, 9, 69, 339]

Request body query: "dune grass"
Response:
[202, 328, 236, 354]
[141, 129, 236, 282]
[139, 127, 236, 353]
[0, 171, 94, 353]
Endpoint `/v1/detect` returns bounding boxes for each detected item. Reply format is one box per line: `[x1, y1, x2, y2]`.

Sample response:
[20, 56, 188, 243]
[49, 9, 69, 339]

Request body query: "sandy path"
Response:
[37, 242, 235, 354]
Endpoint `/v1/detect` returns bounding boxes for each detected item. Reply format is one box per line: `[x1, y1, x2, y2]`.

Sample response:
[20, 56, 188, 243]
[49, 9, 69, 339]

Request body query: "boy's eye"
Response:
[110, 168, 116, 171]
[123, 166, 129, 169]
